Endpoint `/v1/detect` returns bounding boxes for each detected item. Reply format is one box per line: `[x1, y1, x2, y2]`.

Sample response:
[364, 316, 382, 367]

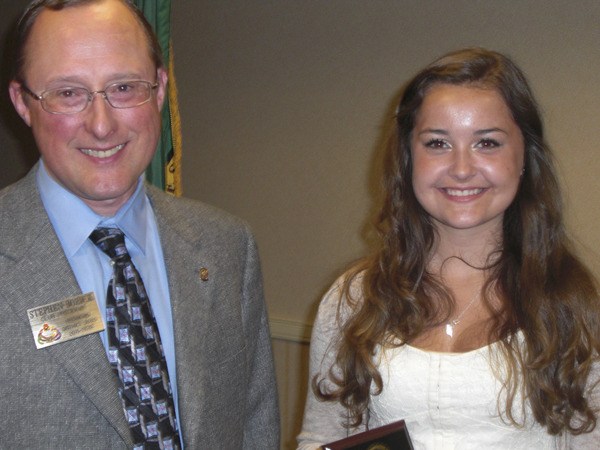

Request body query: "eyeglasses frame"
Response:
[19, 80, 159, 115]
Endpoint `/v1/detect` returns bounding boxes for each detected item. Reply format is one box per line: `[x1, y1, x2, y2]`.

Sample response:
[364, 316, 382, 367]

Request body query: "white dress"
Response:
[370, 344, 559, 449]
[297, 276, 600, 450]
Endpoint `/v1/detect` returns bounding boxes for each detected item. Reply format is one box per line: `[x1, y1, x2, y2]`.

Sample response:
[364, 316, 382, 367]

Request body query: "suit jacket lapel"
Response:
[0, 168, 132, 445]
[148, 187, 211, 446]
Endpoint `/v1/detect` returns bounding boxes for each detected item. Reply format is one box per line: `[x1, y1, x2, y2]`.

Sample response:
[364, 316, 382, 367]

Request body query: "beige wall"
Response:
[171, 0, 600, 327]
[3, 1, 600, 449]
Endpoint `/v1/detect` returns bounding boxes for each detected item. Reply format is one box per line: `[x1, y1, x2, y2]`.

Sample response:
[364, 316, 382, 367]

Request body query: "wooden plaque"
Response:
[321, 419, 414, 450]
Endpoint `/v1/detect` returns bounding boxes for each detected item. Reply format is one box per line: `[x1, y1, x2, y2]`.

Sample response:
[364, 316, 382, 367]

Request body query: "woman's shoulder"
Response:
[308, 269, 366, 352]
[317, 269, 366, 323]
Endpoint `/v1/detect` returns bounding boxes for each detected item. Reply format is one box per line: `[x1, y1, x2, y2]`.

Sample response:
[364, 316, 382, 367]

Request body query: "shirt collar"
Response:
[36, 160, 149, 257]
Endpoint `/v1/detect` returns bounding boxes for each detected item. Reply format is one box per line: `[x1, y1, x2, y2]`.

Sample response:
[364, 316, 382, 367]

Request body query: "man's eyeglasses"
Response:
[20, 80, 159, 115]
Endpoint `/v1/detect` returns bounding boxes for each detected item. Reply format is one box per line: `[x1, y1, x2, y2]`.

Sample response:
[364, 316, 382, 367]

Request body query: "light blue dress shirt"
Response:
[36, 161, 183, 438]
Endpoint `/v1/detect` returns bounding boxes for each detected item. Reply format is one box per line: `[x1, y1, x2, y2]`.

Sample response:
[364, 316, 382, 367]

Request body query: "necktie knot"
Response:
[89, 227, 131, 262]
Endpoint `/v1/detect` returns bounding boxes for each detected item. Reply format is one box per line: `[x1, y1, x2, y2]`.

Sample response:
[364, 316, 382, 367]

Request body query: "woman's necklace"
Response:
[445, 290, 480, 338]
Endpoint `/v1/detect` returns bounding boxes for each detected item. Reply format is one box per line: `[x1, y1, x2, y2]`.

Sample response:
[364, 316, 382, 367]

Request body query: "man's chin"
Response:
[77, 185, 138, 216]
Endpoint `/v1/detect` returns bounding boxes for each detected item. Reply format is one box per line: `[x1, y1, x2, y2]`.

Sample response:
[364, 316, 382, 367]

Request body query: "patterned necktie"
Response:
[89, 227, 181, 450]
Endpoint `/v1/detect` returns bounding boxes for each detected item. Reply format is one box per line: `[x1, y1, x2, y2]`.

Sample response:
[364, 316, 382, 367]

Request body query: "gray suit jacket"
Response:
[0, 167, 279, 449]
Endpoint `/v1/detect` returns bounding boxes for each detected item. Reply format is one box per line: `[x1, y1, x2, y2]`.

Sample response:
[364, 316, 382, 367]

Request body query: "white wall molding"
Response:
[269, 317, 312, 343]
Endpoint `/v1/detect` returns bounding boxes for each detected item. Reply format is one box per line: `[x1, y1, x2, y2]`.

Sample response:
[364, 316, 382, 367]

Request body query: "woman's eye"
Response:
[424, 139, 448, 149]
[477, 138, 500, 149]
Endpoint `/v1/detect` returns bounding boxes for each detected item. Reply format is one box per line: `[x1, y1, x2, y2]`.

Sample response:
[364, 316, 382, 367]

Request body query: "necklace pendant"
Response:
[445, 322, 454, 337]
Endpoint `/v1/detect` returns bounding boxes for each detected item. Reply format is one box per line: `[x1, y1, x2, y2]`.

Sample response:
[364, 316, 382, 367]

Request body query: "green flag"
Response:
[135, 0, 182, 195]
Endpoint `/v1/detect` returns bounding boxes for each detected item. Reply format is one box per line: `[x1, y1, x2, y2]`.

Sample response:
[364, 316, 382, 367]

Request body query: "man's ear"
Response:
[9, 80, 32, 127]
[155, 67, 168, 111]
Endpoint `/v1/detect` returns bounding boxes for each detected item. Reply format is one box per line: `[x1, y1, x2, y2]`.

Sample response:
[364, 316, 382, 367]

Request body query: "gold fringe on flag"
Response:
[165, 39, 182, 197]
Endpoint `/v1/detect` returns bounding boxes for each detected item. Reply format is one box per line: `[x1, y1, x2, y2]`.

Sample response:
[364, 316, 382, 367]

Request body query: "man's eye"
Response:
[56, 88, 81, 98]
[115, 83, 134, 92]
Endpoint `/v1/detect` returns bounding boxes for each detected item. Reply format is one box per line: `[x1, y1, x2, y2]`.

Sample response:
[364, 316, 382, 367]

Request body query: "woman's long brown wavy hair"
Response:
[314, 47, 600, 435]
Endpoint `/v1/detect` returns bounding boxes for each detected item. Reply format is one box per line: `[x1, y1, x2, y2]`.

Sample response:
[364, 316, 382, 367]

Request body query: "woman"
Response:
[297, 48, 600, 449]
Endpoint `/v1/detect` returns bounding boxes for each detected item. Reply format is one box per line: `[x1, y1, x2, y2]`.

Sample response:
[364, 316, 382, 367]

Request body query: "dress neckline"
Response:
[399, 330, 523, 357]
[403, 341, 498, 357]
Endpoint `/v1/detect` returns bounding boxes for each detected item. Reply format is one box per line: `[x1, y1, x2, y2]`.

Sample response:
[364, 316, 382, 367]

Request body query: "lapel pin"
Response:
[199, 267, 209, 281]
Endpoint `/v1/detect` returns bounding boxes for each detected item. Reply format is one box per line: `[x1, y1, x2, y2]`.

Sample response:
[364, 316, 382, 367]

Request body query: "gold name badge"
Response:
[27, 292, 105, 349]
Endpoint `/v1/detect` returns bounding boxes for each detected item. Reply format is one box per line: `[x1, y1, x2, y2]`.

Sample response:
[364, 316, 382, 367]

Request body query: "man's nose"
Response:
[84, 93, 118, 138]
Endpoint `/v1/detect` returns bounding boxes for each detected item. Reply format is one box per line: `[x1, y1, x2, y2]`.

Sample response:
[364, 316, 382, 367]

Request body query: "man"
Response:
[0, 0, 279, 448]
